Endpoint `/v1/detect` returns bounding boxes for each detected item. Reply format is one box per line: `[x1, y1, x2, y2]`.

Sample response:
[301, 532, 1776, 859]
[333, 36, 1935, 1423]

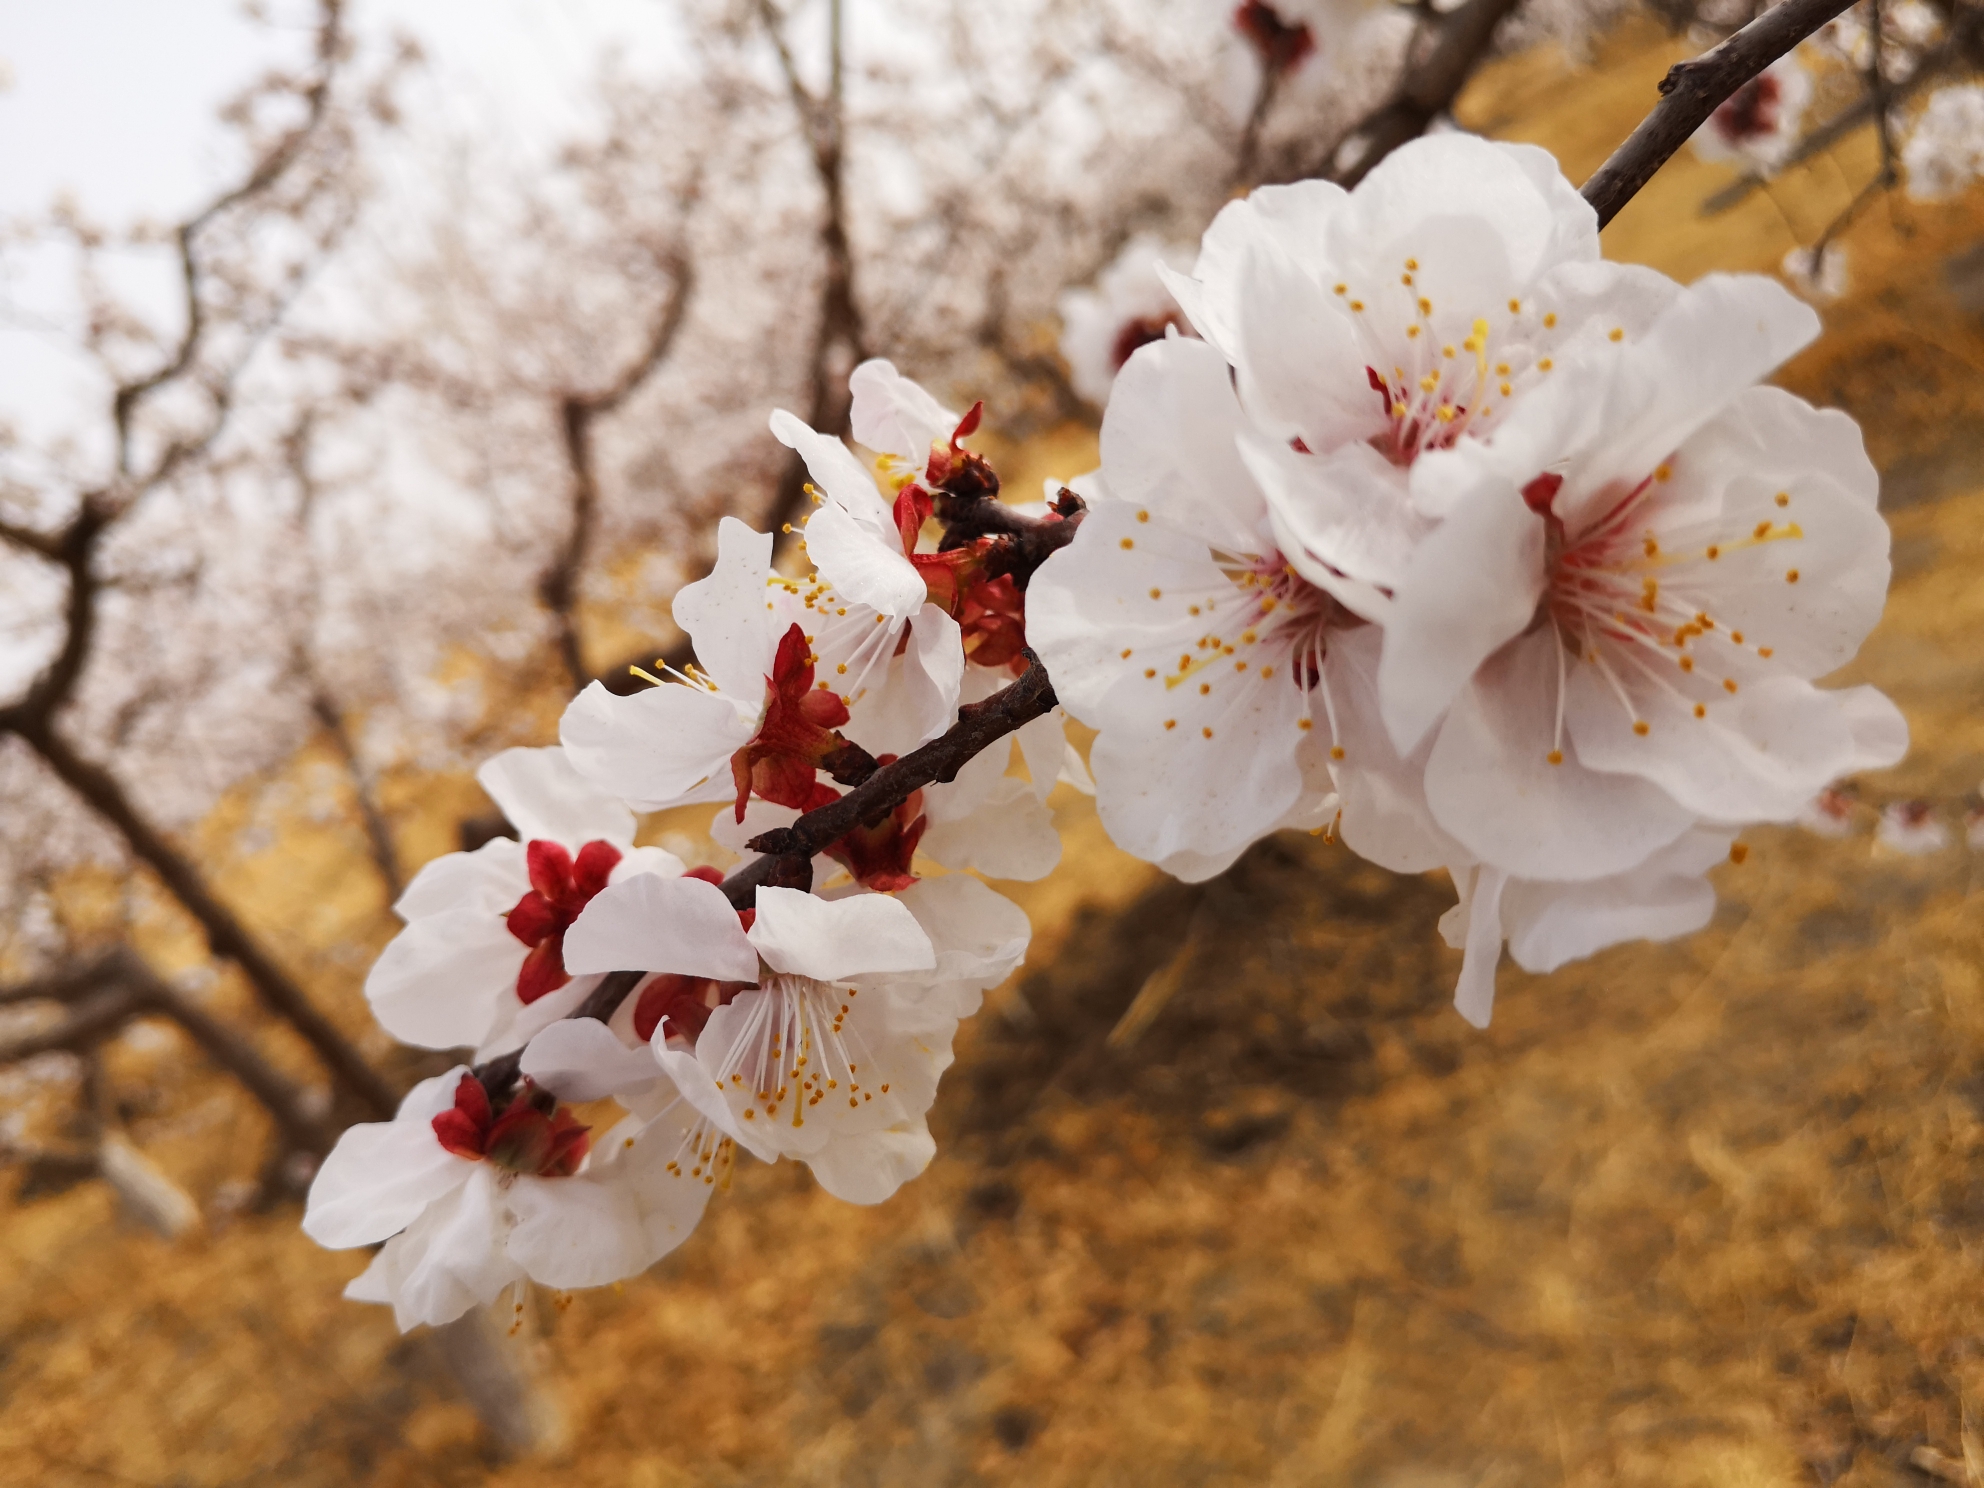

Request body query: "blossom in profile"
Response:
[560, 515, 962, 813]
[364, 747, 687, 1057]
[303, 1067, 710, 1330]
[1691, 53, 1812, 174]
[1058, 236, 1198, 408]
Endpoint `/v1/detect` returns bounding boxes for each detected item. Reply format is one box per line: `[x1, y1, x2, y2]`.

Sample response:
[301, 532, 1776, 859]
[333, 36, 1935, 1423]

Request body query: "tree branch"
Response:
[755, 0, 869, 543]
[5, 723, 397, 1117]
[735, 649, 1059, 892]
[540, 254, 696, 692]
[1580, 0, 1862, 228]
[1308, 0, 1525, 187]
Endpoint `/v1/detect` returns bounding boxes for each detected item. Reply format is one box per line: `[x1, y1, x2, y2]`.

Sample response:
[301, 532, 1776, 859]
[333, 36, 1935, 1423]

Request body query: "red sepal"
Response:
[729, 624, 854, 821]
[570, 839, 621, 899]
[431, 1073, 493, 1159]
[515, 936, 570, 1005]
[526, 839, 574, 901]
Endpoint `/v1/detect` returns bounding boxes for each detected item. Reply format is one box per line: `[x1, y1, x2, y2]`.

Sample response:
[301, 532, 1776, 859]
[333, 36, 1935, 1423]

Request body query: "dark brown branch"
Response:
[4, 723, 397, 1118]
[736, 650, 1059, 890]
[0, 984, 139, 1063]
[473, 968, 645, 1104]
[310, 687, 403, 903]
[111, 0, 347, 484]
[935, 487, 1085, 589]
[755, 0, 869, 543]
[0, 949, 335, 1154]
[0, 515, 62, 560]
[1580, 0, 1862, 229]
[1309, 0, 1525, 188]
[540, 254, 697, 691]
[1698, 18, 1974, 215]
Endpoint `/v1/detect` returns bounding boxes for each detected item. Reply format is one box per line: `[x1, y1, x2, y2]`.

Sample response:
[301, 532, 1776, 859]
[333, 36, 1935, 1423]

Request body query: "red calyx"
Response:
[825, 762, 926, 892]
[504, 838, 624, 1003]
[431, 1073, 590, 1178]
[924, 404, 1000, 501]
[1234, 0, 1314, 75]
[957, 571, 1029, 674]
[729, 623, 855, 822]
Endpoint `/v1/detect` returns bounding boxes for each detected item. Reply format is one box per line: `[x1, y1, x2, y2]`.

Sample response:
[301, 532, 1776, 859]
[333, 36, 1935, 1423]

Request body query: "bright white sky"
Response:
[0, 0, 686, 450]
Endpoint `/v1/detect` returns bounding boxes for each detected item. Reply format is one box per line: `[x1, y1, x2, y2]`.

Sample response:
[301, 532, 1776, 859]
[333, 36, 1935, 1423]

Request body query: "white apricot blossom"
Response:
[1903, 84, 1984, 200]
[1378, 276, 1907, 884]
[544, 877, 993, 1204]
[303, 1065, 707, 1331]
[365, 747, 686, 1057]
[1690, 53, 1812, 175]
[1058, 234, 1197, 407]
[561, 515, 961, 813]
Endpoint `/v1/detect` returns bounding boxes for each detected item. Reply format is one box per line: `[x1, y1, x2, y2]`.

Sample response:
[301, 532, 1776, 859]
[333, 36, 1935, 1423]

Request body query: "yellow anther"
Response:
[1546, 750, 1563, 765]
[1330, 745, 1345, 760]
[1543, 312, 1557, 328]
[1633, 720, 1650, 736]
[1609, 327, 1624, 342]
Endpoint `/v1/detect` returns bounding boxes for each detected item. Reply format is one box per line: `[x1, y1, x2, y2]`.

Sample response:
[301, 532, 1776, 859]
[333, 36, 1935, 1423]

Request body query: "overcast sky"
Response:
[0, 0, 685, 448]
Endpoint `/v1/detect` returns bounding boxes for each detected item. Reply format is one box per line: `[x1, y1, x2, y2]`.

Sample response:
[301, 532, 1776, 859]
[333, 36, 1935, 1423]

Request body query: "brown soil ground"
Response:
[8, 18, 1984, 1488]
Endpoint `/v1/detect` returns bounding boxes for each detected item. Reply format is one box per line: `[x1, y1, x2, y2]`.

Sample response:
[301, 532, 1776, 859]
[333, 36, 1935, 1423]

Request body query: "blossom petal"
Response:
[770, 409, 895, 531]
[1100, 335, 1267, 554]
[366, 910, 526, 1050]
[747, 886, 935, 979]
[521, 1018, 665, 1103]
[1452, 865, 1507, 1029]
[1162, 177, 1348, 353]
[560, 680, 755, 813]
[1378, 481, 1544, 755]
[303, 1069, 472, 1249]
[804, 497, 928, 617]
[1501, 826, 1732, 975]
[805, 1120, 936, 1204]
[1424, 633, 1694, 880]
[1565, 667, 1858, 822]
[475, 746, 635, 848]
[358, 1167, 520, 1331]
[394, 838, 526, 922]
[563, 874, 759, 981]
[1228, 241, 1376, 453]
[673, 516, 778, 702]
[849, 358, 956, 458]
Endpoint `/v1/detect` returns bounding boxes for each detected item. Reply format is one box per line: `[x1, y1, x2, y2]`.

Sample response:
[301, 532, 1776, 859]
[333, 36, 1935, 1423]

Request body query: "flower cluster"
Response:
[1031, 132, 1903, 1026]
[307, 363, 1064, 1329]
[309, 134, 1906, 1331]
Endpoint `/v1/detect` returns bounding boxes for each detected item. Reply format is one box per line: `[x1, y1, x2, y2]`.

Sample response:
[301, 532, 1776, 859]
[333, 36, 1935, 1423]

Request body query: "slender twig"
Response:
[0, 0, 396, 1119]
[1580, 0, 1863, 227]
[754, 0, 869, 543]
[540, 253, 697, 691]
[1306, 0, 1525, 188]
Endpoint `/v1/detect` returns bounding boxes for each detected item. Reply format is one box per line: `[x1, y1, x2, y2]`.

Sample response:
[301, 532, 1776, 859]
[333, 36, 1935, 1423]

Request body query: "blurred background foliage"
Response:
[6, 5, 1984, 1485]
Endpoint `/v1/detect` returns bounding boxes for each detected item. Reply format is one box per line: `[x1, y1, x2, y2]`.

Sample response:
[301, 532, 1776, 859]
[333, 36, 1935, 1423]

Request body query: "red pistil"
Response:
[504, 838, 623, 1004]
[729, 623, 854, 822]
[431, 1073, 589, 1178]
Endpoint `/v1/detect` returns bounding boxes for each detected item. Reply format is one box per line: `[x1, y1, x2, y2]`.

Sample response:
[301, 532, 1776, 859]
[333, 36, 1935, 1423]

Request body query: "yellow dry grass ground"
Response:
[8, 17, 1984, 1486]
